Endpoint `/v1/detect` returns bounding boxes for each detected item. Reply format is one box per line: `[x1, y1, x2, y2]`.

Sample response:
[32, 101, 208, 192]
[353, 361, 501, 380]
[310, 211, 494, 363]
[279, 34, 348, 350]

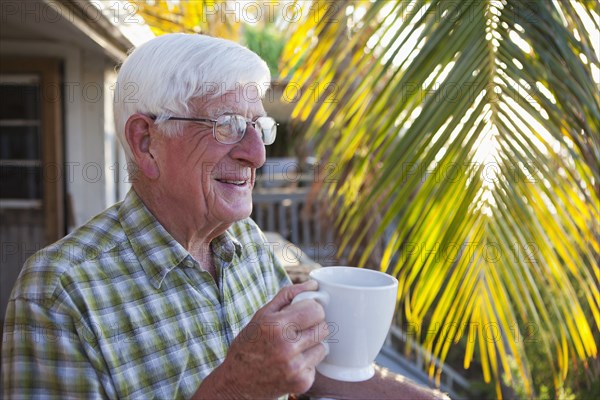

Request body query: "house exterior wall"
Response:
[1, 40, 124, 229]
[0, 0, 145, 333]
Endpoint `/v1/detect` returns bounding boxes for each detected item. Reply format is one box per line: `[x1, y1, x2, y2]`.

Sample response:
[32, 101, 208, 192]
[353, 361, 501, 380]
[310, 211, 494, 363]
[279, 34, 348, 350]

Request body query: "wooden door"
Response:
[0, 58, 64, 329]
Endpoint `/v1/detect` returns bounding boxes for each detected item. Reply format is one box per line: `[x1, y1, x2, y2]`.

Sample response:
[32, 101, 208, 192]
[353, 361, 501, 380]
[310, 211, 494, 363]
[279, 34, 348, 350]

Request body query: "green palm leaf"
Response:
[282, 0, 599, 396]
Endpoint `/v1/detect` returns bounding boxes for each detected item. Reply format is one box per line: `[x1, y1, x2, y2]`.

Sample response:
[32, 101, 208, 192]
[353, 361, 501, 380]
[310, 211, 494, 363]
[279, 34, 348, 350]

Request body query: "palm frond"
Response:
[283, 0, 600, 396]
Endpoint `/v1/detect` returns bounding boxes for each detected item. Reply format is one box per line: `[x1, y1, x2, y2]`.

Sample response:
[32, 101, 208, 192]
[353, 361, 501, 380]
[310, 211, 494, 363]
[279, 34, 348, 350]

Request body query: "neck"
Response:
[189, 243, 218, 282]
[133, 185, 227, 279]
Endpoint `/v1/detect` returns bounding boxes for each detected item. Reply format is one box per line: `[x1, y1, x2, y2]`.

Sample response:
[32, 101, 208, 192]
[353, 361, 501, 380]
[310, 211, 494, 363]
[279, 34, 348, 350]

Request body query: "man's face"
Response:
[148, 91, 267, 229]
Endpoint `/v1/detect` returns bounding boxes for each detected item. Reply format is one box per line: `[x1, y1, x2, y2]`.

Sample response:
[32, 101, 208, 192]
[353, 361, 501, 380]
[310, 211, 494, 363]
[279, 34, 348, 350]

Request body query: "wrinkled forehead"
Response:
[190, 87, 266, 118]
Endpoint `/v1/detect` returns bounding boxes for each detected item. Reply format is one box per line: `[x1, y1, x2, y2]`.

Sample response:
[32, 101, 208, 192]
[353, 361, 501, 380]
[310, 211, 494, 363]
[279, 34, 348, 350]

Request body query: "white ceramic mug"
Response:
[292, 266, 398, 382]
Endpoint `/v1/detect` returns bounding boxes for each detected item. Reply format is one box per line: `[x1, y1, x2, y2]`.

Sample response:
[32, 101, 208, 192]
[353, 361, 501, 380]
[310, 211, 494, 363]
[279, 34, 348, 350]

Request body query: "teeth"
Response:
[220, 180, 246, 185]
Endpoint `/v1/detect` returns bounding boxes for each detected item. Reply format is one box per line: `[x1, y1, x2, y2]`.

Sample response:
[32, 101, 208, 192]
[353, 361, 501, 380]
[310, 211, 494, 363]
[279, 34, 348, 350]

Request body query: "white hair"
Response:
[113, 33, 271, 162]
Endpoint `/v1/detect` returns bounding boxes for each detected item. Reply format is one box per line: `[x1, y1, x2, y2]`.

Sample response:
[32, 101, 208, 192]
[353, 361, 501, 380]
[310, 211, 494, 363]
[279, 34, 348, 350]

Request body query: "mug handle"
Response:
[291, 290, 331, 355]
[291, 290, 330, 306]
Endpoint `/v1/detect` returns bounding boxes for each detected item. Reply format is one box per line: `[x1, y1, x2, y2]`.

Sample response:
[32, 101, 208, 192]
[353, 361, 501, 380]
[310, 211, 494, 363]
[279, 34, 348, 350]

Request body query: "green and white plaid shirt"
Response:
[2, 189, 291, 399]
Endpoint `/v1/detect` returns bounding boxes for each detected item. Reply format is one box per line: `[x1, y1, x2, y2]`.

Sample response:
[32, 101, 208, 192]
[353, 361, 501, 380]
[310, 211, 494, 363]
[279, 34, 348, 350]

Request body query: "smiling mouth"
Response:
[216, 179, 248, 186]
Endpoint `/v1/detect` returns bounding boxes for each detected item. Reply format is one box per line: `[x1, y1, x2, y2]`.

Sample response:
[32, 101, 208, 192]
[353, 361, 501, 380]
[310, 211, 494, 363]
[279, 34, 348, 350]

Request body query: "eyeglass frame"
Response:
[153, 114, 278, 145]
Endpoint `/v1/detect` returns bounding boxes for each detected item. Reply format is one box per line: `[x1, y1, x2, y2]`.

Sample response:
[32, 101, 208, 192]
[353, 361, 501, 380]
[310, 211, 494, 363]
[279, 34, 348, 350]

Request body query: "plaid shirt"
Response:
[2, 189, 291, 399]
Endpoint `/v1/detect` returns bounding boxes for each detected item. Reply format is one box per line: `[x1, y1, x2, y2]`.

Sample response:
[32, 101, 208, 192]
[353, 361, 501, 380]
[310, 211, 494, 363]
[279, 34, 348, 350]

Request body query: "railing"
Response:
[252, 186, 338, 265]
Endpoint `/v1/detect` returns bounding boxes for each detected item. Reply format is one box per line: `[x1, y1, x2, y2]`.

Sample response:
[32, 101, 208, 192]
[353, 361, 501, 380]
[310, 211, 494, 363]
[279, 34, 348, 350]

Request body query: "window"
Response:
[0, 74, 43, 206]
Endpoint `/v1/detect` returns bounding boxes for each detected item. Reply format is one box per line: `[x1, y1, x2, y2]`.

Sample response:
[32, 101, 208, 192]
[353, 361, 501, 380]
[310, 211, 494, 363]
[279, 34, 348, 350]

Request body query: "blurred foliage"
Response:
[131, 0, 242, 39]
[281, 1, 600, 398]
[243, 24, 285, 78]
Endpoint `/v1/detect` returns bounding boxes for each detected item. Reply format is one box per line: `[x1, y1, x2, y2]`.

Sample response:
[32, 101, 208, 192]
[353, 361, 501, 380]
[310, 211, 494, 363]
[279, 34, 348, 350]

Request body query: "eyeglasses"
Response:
[164, 114, 277, 145]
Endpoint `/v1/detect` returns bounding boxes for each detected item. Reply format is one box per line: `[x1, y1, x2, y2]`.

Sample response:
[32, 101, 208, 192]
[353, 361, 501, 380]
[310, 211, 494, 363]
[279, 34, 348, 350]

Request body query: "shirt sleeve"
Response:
[2, 297, 115, 399]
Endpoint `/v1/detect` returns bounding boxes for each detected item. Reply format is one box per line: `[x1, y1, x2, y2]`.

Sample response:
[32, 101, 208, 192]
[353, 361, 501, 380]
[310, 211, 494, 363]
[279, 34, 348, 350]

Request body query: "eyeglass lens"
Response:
[215, 115, 277, 145]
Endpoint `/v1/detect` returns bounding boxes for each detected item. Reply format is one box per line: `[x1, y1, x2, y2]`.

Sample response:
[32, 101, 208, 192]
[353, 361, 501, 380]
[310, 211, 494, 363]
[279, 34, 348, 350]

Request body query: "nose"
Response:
[229, 123, 266, 168]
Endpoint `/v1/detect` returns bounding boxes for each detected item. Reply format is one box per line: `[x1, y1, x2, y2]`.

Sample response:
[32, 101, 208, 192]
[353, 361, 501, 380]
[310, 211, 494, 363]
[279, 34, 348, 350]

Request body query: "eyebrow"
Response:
[210, 107, 267, 120]
[209, 106, 230, 118]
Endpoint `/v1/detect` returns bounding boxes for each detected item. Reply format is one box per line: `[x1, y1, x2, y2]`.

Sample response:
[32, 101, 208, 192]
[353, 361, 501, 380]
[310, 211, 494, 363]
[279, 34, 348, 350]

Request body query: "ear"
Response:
[125, 113, 160, 180]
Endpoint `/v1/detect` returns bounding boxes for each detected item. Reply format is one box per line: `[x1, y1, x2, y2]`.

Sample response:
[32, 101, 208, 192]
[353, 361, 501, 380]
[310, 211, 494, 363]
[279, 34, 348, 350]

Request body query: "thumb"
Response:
[265, 280, 319, 312]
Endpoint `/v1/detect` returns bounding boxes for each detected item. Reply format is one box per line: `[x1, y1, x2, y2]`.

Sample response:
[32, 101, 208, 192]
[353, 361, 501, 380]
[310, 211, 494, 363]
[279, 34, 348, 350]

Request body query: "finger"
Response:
[290, 322, 330, 353]
[283, 298, 326, 331]
[301, 339, 329, 369]
[264, 280, 319, 312]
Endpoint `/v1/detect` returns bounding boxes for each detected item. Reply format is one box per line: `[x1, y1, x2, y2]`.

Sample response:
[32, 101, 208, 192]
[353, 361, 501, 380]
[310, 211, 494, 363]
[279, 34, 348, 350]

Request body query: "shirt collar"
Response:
[211, 229, 243, 263]
[119, 189, 242, 289]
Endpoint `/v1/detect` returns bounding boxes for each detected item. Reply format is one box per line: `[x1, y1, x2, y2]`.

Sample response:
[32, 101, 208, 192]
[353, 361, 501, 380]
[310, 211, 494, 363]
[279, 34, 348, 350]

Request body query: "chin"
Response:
[220, 203, 253, 224]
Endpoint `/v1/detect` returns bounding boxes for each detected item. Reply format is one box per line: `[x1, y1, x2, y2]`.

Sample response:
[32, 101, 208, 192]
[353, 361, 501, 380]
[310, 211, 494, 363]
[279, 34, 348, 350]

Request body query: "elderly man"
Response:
[2, 34, 328, 399]
[3, 34, 449, 400]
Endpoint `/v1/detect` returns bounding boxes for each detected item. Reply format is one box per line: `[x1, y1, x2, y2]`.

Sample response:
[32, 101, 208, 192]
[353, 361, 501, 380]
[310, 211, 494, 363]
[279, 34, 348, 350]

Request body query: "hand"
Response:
[194, 280, 329, 399]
